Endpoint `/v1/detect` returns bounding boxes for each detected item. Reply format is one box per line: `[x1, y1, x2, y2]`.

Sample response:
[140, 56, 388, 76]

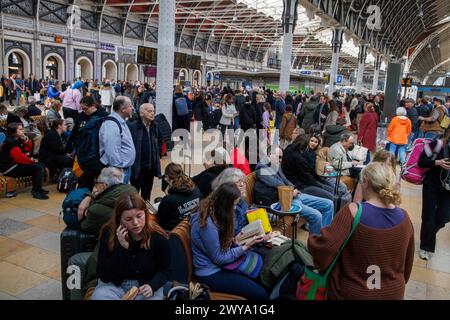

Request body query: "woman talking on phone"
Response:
[92, 192, 170, 300]
[417, 130, 450, 260]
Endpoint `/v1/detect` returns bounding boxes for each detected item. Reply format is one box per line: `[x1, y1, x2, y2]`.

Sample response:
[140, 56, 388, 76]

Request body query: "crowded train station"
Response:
[0, 0, 449, 303]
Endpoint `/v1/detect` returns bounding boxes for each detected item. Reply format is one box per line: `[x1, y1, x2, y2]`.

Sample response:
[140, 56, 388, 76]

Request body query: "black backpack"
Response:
[57, 168, 78, 193]
[75, 116, 122, 174]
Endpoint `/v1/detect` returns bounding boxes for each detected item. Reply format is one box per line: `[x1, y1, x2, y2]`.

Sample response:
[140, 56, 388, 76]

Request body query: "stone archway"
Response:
[125, 64, 138, 81]
[43, 53, 65, 81]
[5, 49, 31, 79]
[75, 57, 94, 80]
[102, 60, 117, 81]
[193, 70, 202, 87]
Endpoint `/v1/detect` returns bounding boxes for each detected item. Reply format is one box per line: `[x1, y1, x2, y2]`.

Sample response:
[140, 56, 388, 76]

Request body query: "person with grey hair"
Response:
[26, 96, 42, 117]
[77, 166, 137, 236]
[211, 167, 248, 235]
[99, 96, 136, 184]
[127, 102, 162, 200]
[327, 133, 362, 179]
[387, 107, 411, 165]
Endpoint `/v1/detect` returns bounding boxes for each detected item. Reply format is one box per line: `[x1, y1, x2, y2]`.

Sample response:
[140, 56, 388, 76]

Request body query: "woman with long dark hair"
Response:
[191, 182, 268, 299]
[282, 134, 336, 200]
[92, 192, 170, 300]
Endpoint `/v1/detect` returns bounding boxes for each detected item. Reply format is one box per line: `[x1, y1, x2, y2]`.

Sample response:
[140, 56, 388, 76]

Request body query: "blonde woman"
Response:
[308, 162, 414, 299]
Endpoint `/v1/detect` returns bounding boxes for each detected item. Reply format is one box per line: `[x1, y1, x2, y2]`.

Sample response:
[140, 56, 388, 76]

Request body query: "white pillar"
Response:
[34, 34, 42, 79]
[156, 0, 176, 126]
[67, 39, 74, 81]
[372, 54, 381, 95]
[95, 44, 102, 81]
[279, 0, 298, 94]
[355, 43, 368, 94]
[328, 28, 344, 95]
[280, 32, 293, 93]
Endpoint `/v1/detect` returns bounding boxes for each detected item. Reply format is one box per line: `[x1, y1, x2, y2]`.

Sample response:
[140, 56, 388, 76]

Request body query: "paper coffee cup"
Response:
[277, 186, 294, 212]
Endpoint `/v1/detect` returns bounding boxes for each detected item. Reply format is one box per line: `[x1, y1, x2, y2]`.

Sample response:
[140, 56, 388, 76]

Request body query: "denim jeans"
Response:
[234, 116, 240, 130]
[388, 143, 407, 164]
[123, 167, 131, 184]
[424, 132, 440, 140]
[196, 269, 268, 300]
[15, 89, 22, 105]
[92, 279, 165, 300]
[292, 193, 334, 235]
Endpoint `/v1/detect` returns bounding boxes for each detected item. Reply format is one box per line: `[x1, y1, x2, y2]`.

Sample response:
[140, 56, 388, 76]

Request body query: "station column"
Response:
[328, 27, 344, 95]
[371, 54, 381, 95]
[355, 43, 368, 93]
[155, 0, 176, 127]
[279, 0, 298, 94]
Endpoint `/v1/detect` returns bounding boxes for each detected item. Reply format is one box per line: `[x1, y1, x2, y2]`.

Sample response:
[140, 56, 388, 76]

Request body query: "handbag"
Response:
[296, 203, 362, 300]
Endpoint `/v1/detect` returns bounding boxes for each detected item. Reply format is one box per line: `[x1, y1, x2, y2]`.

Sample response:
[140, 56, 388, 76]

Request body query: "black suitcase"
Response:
[60, 228, 97, 300]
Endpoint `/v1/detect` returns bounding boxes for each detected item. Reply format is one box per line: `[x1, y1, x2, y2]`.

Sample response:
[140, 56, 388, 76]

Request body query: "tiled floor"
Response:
[0, 159, 449, 300]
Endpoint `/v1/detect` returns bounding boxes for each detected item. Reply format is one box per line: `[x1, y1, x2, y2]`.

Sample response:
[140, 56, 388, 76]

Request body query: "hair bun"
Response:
[379, 188, 401, 205]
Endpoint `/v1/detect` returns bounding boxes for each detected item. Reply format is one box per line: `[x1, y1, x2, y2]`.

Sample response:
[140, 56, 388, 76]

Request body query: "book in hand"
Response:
[236, 220, 265, 246]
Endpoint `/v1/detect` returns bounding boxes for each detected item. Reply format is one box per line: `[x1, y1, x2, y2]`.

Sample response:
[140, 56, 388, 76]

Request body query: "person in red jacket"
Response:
[0, 123, 49, 199]
[357, 102, 379, 162]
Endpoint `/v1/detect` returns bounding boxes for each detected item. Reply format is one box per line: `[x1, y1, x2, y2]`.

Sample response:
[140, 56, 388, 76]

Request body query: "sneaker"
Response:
[419, 249, 431, 260]
[36, 188, 50, 194]
[32, 191, 49, 200]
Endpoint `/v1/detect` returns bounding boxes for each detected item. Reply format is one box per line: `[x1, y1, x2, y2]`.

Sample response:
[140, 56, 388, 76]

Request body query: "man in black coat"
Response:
[128, 103, 162, 200]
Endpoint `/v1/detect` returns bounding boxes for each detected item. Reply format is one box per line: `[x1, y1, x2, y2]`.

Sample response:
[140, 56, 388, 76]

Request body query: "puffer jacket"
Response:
[300, 100, 318, 132]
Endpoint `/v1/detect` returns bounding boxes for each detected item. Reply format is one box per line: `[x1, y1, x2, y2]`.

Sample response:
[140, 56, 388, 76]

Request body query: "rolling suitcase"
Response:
[60, 228, 97, 300]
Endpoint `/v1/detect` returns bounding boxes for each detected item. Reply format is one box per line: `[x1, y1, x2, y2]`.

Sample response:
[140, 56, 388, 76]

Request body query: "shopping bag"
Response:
[351, 145, 368, 162]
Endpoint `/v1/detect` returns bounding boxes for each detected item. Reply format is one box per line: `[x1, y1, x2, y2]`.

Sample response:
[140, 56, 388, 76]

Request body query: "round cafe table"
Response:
[270, 202, 302, 260]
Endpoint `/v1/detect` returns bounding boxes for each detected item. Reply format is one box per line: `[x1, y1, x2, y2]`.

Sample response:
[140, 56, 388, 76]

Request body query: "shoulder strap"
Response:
[423, 139, 444, 159]
[323, 203, 362, 278]
[103, 116, 123, 135]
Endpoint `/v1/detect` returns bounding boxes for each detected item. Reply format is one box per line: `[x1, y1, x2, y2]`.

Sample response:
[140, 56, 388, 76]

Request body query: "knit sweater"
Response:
[308, 204, 414, 300]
